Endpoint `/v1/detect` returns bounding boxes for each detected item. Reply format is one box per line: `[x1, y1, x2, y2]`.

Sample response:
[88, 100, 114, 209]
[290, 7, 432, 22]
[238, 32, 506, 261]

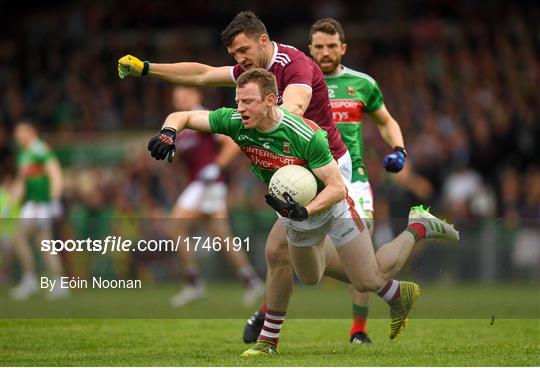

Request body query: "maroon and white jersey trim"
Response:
[229, 66, 237, 83]
[288, 83, 313, 92]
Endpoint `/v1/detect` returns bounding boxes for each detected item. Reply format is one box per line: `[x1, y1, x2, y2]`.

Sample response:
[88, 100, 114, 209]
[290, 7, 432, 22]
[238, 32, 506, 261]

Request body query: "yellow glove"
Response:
[118, 55, 149, 79]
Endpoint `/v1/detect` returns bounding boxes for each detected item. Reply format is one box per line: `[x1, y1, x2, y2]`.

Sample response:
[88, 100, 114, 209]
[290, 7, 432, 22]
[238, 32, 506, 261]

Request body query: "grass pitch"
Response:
[1, 319, 538, 366]
[1, 283, 539, 366]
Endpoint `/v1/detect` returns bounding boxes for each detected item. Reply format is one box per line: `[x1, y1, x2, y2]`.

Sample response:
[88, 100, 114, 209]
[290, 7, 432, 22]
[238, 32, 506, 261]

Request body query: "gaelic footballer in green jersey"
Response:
[148, 68, 459, 355]
[309, 18, 409, 345]
[309, 20, 406, 185]
[17, 139, 55, 203]
[149, 70, 356, 233]
[120, 11, 353, 349]
[11, 122, 67, 301]
[326, 68, 383, 183]
[208, 106, 357, 233]
[325, 67, 387, 215]
[15, 123, 63, 221]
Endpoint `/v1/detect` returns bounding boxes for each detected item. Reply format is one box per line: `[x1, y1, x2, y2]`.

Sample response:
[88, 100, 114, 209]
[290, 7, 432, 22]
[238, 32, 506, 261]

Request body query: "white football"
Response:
[268, 165, 317, 207]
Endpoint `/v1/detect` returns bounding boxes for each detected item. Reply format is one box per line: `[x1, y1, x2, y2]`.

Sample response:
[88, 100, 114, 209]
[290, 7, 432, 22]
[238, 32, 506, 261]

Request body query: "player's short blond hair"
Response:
[236, 68, 277, 99]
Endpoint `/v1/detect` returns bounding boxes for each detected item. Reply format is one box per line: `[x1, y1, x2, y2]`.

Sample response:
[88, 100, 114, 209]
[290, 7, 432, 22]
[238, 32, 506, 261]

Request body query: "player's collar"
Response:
[256, 107, 283, 133]
[324, 65, 346, 78]
[265, 42, 279, 70]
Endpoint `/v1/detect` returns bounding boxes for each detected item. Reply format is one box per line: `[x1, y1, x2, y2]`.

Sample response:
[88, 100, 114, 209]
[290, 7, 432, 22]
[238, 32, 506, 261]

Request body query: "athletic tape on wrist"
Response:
[142, 61, 150, 76]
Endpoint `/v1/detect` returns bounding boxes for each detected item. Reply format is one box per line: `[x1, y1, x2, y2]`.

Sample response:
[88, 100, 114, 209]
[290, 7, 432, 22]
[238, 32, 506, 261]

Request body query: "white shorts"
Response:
[19, 202, 53, 229]
[337, 150, 352, 183]
[176, 181, 227, 214]
[281, 196, 366, 248]
[348, 181, 374, 214]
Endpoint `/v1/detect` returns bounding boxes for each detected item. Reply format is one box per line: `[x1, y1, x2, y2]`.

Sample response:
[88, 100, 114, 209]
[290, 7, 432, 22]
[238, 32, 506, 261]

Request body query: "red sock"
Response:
[237, 265, 261, 289]
[185, 267, 202, 287]
[406, 223, 426, 242]
[350, 304, 369, 336]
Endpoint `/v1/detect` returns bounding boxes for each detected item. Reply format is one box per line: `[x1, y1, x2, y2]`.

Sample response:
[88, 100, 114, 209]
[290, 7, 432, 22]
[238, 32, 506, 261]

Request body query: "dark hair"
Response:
[309, 18, 346, 44]
[221, 11, 268, 47]
[236, 68, 277, 98]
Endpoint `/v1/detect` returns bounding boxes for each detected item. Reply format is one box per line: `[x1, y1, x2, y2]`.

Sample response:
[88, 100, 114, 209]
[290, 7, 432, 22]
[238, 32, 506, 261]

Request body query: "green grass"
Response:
[1, 319, 538, 366]
[1, 283, 539, 366]
[1, 282, 539, 319]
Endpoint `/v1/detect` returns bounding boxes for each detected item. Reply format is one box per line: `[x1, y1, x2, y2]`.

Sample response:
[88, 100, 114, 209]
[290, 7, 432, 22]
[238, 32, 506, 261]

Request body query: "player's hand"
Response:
[197, 163, 221, 182]
[148, 128, 177, 162]
[265, 192, 308, 221]
[383, 147, 407, 173]
[118, 55, 149, 79]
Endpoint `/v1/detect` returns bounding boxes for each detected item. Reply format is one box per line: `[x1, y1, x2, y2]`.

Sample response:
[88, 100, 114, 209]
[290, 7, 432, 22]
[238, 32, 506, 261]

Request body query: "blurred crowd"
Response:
[1, 1, 539, 282]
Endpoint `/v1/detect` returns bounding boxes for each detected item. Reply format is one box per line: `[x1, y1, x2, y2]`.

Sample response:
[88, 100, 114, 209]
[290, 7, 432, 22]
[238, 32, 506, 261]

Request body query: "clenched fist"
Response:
[118, 55, 149, 78]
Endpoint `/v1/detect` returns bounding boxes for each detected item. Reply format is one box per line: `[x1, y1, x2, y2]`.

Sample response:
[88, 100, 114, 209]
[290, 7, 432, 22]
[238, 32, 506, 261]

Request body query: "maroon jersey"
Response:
[231, 42, 347, 160]
[175, 131, 222, 183]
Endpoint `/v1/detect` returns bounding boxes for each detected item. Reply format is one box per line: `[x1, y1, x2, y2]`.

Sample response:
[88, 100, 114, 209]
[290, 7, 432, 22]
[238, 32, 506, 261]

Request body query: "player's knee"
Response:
[352, 276, 385, 292]
[296, 271, 323, 286]
[368, 277, 386, 291]
[265, 241, 290, 267]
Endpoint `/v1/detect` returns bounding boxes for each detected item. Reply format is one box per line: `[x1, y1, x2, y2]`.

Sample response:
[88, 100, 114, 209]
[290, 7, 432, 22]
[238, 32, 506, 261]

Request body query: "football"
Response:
[268, 165, 317, 206]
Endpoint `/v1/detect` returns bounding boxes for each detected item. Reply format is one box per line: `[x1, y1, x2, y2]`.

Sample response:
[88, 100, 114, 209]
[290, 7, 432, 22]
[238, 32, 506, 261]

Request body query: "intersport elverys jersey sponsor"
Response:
[325, 66, 383, 182]
[208, 106, 333, 193]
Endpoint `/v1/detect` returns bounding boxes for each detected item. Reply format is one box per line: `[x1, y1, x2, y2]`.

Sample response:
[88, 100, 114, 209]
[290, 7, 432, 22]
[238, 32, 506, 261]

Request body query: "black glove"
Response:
[147, 128, 176, 162]
[265, 192, 308, 221]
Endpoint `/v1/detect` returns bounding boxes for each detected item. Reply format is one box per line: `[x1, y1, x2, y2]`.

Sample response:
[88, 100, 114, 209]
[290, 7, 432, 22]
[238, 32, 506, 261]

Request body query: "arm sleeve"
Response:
[209, 107, 238, 136]
[305, 130, 334, 169]
[364, 81, 384, 113]
[231, 64, 244, 83]
[283, 60, 314, 87]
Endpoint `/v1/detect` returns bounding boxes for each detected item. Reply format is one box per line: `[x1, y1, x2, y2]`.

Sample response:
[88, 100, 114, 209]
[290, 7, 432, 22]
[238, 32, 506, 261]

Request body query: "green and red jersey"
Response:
[209, 107, 333, 192]
[325, 66, 383, 182]
[17, 140, 55, 202]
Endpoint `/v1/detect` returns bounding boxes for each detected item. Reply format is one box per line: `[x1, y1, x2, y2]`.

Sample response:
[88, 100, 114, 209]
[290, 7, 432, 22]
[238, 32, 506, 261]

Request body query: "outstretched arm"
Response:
[162, 110, 212, 133]
[150, 63, 235, 87]
[118, 55, 235, 87]
[148, 111, 212, 161]
[370, 104, 407, 173]
[369, 104, 404, 149]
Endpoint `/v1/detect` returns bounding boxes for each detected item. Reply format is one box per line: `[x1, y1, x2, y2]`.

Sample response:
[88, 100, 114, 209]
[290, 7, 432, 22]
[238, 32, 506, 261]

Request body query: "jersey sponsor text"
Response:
[240, 145, 306, 170]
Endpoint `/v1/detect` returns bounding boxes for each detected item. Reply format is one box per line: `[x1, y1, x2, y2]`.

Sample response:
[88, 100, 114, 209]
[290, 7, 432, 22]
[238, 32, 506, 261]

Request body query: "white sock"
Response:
[22, 272, 37, 284]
